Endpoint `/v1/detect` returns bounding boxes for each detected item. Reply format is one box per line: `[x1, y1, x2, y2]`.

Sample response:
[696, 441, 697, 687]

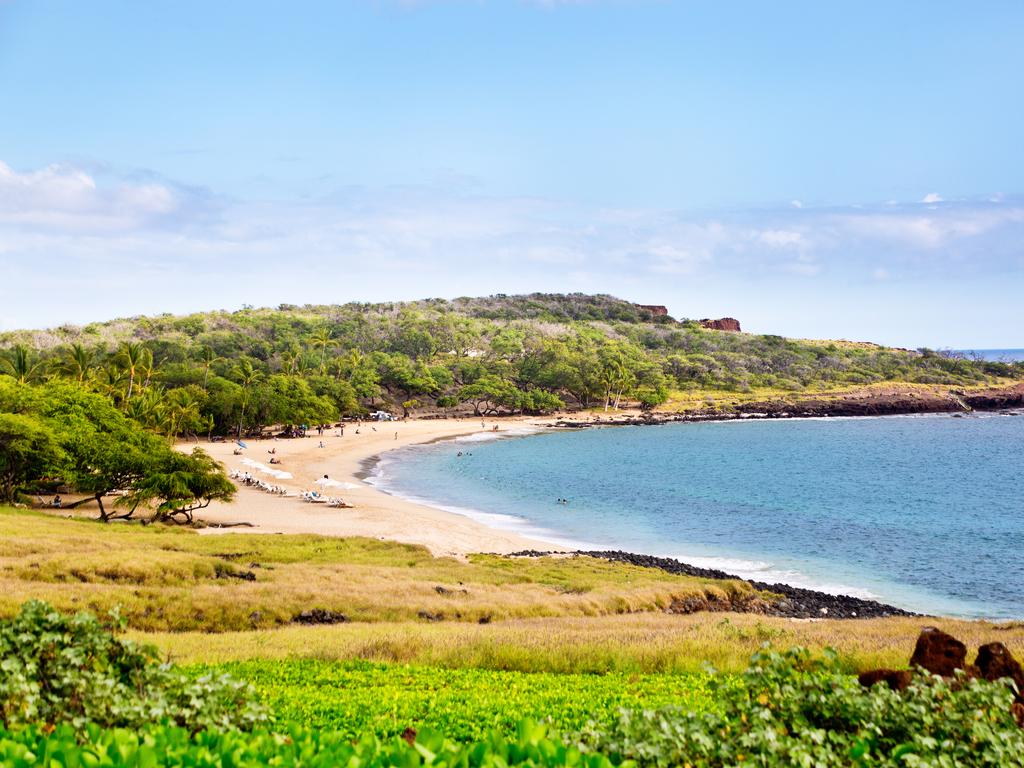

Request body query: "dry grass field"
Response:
[146, 613, 1024, 675]
[0, 507, 756, 632]
[4, 506, 1021, 675]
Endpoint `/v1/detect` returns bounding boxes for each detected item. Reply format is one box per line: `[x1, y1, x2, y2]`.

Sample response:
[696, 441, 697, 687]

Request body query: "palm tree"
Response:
[116, 342, 151, 403]
[162, 388, 203, 442]
[196, 346, 222, 390]
[233, 359, 264, 438]
[1, 345, 44, 384]
[125, 386, 165, 430]
[95, 362, 128, 402]
[57, 343, 95, 383]
[280, 350, 300, 376]
[309, 327, 337, 374]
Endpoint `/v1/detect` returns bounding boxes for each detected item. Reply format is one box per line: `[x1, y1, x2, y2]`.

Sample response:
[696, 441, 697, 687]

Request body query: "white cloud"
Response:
[0, 160, 200, 233]
[790, 200, 803, 209]
[757, 229, 804, 248]
[1, 158, 1023, 330]
[921, 192, 943, 204]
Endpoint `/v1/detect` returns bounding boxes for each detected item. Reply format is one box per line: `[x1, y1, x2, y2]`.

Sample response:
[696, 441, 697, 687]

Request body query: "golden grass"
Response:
[142, 613, 1024, 675]
[0, 507, 754, 632]
[7, 506, 1021, 675]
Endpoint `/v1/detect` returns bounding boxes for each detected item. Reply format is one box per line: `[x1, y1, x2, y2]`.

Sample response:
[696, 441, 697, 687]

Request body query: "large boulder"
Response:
[910, 627, 967, 676]
[976, 642, 1024, 703]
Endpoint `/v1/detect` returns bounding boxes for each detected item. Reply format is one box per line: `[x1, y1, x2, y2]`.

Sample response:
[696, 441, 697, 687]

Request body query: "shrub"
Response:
[0, 601, 267, 732]
[577, 646, 1024, 767]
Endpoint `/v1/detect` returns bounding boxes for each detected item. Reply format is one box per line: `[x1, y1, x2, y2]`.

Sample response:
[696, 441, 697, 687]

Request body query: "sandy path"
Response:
[190, 418, 562, 557]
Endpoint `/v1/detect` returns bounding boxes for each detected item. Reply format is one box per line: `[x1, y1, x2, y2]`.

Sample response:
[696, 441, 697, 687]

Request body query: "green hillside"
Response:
[1, 293, 1018, 442]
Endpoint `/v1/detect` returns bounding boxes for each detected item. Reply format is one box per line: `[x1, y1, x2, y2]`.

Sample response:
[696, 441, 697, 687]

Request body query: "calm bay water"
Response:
[371, 413, 1024, 619]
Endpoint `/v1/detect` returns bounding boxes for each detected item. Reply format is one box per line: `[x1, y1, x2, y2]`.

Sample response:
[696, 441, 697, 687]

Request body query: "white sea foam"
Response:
[454, 426, 545, 443]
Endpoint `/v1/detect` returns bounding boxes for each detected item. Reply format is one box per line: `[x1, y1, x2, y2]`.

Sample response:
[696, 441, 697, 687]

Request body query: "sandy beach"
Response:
[190, 418, 562, 557]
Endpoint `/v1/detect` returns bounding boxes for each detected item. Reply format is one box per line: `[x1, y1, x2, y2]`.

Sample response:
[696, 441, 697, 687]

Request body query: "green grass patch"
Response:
[191, 659, 727, 741]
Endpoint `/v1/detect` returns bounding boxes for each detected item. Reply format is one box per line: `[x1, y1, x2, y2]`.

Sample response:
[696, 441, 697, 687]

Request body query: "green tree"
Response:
[458, 375, 522, 416]
[0, 413, 63, 503]
[126, 448, 236, 524]
[0, 379, 180, 521]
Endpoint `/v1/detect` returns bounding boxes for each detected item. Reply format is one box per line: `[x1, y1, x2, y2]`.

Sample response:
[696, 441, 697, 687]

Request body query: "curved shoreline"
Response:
[359, 427, 923, 620]
[358, 412, 1022, 621]
[189, 402, 1021, 619]
[507, 550, 917, 620]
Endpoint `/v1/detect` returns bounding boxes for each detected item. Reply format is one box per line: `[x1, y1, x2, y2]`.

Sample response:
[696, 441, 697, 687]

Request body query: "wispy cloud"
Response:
[1, 158, 1022, 331]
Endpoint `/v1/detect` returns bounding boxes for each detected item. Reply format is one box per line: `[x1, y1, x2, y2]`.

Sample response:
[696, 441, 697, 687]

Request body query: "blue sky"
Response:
[1, 0, 1022, 347]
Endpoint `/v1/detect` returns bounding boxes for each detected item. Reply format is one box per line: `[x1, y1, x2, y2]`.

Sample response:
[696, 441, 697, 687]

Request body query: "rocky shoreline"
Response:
[507, 549, 918, 620]
[545, 383, 1024, 428]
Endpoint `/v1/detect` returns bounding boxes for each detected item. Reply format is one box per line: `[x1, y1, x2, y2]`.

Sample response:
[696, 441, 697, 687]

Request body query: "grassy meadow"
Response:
[0, 506, 760, 632]
[4, 505, 1022, 676]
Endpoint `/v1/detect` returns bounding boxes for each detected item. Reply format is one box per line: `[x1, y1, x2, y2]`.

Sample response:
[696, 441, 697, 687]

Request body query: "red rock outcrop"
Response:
[699, 317, 741, 332]
[636, 304, 669, 317]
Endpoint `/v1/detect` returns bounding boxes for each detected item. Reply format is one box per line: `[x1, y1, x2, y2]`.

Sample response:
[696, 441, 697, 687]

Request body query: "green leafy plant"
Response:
[0, 720, 620, 768]
[577, 646, 1024, 767]
[0, 601, 267, 732]
[194, 659, 724, 740]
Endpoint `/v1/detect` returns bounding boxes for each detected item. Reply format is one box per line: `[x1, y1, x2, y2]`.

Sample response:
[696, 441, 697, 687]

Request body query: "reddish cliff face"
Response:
[700, 317, 741, 332]
[636, 304, 669, 316]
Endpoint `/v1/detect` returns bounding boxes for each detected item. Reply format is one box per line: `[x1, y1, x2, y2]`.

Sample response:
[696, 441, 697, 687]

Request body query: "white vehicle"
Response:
[371, 410, 396, 421]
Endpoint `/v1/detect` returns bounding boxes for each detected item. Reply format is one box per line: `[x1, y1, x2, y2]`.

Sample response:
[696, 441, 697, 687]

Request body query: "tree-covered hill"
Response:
[1, 293, 1020, 441]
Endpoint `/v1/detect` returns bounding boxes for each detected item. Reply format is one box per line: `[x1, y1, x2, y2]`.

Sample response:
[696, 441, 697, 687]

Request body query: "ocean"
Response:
[370, 413, 1024, 619]
[954, 349, 1024, 362]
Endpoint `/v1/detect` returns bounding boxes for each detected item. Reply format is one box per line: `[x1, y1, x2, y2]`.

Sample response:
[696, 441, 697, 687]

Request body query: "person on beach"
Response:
[394, 431, 398, 440]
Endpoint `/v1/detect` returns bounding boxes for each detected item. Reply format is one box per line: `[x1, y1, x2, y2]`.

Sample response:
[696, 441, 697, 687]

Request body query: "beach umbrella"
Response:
[236, 440, 248, 449]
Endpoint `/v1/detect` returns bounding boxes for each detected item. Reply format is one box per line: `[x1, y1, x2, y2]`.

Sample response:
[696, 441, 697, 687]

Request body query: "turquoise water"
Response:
[371, 414, 1024, 619]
